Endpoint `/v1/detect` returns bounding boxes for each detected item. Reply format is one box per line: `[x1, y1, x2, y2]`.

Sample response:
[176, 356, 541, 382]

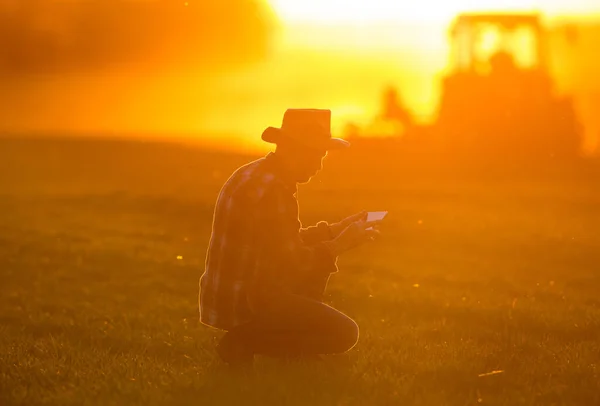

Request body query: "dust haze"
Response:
[0, 0, 275, 139]
[0, 0, 273, 74]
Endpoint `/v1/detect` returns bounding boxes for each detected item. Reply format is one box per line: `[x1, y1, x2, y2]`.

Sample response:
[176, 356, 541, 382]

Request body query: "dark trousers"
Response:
[226, 274, 359, 357]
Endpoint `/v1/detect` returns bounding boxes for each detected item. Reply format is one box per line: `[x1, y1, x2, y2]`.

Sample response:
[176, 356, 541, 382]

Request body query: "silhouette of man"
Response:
[489, 50, 516, 76]
[199, 109, 381, 366]
[382, 86, 413, 130]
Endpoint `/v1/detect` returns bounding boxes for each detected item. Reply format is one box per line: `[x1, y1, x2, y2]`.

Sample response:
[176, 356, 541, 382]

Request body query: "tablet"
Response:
[367, 211, 388, 222]
[366, 211, 388, 230]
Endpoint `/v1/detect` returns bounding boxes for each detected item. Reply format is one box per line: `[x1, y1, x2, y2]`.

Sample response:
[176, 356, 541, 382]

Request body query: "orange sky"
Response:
[1, 0, 599, 153]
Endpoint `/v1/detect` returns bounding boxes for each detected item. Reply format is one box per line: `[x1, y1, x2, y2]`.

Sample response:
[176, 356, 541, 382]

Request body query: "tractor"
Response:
[435, 12, 581, 161]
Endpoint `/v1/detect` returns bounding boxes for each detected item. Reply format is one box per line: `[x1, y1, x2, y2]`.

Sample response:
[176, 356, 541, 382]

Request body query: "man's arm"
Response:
[300, 211, 369, 244]
[299, 222, 334, 245]
[249, 187, 338, 297]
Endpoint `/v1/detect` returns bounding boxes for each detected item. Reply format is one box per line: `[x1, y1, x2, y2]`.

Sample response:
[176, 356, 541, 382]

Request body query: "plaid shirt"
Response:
[199, 153, 338, 330]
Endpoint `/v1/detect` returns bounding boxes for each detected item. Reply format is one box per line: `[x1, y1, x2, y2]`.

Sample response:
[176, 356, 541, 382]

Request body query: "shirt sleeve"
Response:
[250, 186, 338, 295]
[299, 221, 334, 245]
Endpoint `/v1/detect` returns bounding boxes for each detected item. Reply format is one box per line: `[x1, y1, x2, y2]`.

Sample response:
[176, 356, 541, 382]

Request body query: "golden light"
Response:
[271, 0, 546, 24]
[271, 0, 598, 25]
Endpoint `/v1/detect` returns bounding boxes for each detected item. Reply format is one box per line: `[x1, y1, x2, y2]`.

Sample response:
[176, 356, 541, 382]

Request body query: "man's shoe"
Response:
[216, 333, 254, 367]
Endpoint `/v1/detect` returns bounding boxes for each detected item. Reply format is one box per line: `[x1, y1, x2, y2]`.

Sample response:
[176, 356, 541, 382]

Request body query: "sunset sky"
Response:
[1, 0, 599, 152]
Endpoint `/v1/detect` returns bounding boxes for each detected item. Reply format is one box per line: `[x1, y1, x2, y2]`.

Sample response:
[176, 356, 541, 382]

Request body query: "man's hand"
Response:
[325, 218, 381, 257]
[329, 211, 368, 238]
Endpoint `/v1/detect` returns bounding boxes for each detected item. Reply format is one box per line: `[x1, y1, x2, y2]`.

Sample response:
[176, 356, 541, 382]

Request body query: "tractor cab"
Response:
[450, 13, 547, 75]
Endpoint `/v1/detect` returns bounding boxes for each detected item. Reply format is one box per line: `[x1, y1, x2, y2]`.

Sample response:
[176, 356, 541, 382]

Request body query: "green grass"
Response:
[1, 138, 599, 405]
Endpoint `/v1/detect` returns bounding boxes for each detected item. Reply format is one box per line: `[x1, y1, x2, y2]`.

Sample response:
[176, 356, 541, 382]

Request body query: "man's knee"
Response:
[332, 314, 359, 353]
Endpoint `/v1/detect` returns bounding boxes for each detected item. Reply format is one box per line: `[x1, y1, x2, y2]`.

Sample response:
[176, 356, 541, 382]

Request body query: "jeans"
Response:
[226, 273, 359, 357]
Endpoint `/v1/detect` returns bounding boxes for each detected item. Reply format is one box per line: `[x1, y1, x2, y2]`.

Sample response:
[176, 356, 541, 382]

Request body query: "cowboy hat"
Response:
[262, 109, 350, 150]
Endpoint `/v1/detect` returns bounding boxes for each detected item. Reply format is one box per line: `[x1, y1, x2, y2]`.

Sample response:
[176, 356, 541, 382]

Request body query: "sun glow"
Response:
[271, 0, 543, 24]
[271, 0, 596, 25]
[263, 0, 600, 153]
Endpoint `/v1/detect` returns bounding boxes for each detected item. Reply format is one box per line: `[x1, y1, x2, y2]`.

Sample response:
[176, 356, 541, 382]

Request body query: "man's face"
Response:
[294, 145, 327, 183]
[280, 139, 328, 184]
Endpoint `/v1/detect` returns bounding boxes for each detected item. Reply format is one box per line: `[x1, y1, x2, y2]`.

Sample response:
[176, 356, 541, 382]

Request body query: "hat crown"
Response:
[261, 108, 349, 150]
[281, 109, 331, 138]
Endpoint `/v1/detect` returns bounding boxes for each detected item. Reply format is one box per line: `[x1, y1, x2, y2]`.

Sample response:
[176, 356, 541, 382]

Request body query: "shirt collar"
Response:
[265, 152, 298, 194]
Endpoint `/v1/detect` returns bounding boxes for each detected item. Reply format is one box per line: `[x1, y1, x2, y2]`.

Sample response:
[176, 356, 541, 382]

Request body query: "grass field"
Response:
[1, 137, 599, 405]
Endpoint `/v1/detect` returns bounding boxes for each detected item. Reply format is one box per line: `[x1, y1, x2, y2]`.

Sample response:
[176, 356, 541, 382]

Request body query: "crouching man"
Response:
[199, 109, 381, 366]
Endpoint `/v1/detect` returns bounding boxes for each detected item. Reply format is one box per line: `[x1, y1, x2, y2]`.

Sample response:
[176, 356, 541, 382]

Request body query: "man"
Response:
[199, 109, 381, 366]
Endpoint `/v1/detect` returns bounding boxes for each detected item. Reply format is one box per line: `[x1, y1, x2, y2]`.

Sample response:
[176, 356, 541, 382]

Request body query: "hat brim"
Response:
[262, 127, 350, 150]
